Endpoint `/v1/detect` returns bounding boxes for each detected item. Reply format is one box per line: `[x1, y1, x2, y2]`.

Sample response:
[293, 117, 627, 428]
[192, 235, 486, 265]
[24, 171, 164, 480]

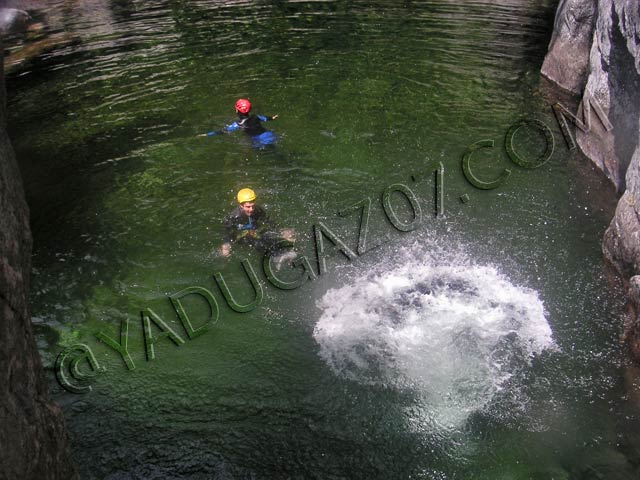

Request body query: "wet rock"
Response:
[544, 0, 640, 192]
[1, 3, 81, 76]
[622, 275, 640, 362]
[579, 1, 640, 192]
[0, 8, 29, 36]
[541, 0, 597, 94]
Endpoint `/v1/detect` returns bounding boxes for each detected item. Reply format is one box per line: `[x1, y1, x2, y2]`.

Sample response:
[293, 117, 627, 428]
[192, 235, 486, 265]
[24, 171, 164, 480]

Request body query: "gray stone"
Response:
[541, 0, 598, 94]
[0, 8, 29, 35]
[578, 0, 640, 191]
[543, 0, 640, 192]
[603, 193, 640, 279]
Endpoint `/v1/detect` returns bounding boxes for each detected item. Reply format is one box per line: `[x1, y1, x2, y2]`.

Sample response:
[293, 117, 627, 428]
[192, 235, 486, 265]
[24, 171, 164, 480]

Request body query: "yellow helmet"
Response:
[237, 188, 256, 203]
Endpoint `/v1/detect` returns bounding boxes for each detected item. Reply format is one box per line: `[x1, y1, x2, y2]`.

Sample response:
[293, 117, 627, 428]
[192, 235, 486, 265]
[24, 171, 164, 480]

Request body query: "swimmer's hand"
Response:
[281, 229, 295, 242]
[272, 114, 278, 120]
[221, 243, 231, 257]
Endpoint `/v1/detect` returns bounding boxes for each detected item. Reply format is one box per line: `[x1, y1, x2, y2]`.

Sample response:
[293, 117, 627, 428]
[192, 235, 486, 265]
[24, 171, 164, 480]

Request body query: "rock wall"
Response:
[542, 0, 640, 362]
[0, 43, 78, 480]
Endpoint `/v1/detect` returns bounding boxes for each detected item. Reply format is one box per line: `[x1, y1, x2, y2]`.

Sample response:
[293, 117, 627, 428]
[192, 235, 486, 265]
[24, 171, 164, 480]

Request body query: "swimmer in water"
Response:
[198, 99, 279, 149]
[220, 187, 294, 257]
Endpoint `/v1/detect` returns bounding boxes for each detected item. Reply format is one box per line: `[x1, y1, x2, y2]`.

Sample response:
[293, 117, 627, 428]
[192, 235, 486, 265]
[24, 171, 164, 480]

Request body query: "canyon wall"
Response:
[0, 34, 78, 480]
[542, 0, 640, 362]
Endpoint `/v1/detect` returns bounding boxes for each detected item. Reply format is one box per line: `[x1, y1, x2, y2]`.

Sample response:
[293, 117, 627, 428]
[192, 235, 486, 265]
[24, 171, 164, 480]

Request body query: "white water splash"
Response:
[313, 247, 556, 429]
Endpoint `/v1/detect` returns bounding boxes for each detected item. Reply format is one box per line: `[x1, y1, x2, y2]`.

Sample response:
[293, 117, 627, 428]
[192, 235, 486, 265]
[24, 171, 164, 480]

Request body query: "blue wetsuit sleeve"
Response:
[257, 115, 276, 122]
[205, 121, 240, 136]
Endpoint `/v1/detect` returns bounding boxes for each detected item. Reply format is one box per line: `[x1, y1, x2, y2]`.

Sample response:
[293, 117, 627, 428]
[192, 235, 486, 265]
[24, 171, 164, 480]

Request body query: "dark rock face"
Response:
[0, 45, 78, 479]
[543, 0, 640, 364]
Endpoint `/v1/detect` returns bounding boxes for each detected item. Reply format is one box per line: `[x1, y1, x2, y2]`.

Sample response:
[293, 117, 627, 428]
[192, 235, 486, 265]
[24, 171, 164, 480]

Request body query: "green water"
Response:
[7, 0, 639, 478]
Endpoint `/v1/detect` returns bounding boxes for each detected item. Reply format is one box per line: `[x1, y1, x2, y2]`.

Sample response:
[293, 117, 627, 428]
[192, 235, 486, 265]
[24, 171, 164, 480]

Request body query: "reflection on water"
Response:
[7, 0, 640, 478]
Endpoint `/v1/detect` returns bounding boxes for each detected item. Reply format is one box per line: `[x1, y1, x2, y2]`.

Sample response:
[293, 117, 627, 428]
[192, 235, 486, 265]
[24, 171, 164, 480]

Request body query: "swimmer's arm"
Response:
[197, 122, 240, 137]
[197, 130, 221, 137]
[257, 114, 278, 122]
[219, 213, 237, 257]
[281, 228, 295, 242]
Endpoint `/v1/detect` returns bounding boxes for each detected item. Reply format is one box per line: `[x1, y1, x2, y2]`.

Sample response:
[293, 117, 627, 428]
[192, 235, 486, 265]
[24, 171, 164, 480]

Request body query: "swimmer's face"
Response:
[240, 202, 255, 215]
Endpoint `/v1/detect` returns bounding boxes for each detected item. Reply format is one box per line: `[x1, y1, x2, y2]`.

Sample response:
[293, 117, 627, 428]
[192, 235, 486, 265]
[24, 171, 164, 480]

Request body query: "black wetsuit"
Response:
[222, 205, 281, 253]
[234, 114, 270, 136]
[206, 113, 277, 147]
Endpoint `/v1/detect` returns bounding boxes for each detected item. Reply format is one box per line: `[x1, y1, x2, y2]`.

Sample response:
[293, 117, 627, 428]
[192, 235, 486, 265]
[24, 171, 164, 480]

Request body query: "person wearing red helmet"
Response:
[198, 98, 279, 148]
[234, 98, 251, 114]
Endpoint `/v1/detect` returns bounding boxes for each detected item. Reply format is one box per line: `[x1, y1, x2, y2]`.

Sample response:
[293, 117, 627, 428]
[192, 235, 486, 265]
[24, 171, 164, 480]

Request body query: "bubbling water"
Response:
[314, 246, 557, 429]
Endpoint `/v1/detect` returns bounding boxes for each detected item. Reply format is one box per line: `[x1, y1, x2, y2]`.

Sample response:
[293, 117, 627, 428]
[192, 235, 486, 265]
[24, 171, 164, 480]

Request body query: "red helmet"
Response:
[235, 98, 251, 114]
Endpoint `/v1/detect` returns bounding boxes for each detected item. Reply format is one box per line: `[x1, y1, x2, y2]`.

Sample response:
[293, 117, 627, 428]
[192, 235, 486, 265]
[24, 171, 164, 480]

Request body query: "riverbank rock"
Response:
[543, 1, 640, 363]
[0, 39, 78, 480]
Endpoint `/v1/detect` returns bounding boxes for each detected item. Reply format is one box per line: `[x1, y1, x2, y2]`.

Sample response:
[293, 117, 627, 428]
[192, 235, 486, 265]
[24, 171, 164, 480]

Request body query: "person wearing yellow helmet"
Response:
[236, 187, 256, 204]
[221, 188, 294, 257]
